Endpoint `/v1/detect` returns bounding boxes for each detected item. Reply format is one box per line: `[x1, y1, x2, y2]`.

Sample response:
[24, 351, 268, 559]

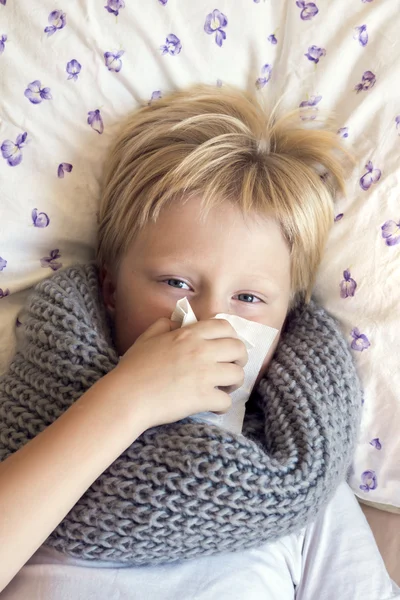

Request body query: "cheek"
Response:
[113, 295, 160, 355]
[112, 287, 177, 355]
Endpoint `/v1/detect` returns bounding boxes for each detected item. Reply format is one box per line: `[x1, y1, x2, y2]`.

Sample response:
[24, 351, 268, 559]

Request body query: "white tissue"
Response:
[171, 297, 278, 434]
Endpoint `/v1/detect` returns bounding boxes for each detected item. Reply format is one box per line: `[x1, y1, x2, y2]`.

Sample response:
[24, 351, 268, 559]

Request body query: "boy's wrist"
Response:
[77, 369, 151, 445]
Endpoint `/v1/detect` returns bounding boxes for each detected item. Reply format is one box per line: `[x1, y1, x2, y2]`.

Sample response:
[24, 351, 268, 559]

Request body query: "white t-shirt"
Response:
[1, 483, 399, 600]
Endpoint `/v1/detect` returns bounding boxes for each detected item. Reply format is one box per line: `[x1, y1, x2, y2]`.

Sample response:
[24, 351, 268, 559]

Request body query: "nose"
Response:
[190, 294, 229, 321]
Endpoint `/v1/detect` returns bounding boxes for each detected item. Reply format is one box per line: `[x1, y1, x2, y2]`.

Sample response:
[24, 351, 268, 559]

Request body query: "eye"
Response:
[165, 278, 190, 290]
[236, 293, 262, 304]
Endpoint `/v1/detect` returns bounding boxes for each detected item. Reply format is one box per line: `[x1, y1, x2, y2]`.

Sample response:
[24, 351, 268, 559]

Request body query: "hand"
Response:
[109, 317, 248, 430]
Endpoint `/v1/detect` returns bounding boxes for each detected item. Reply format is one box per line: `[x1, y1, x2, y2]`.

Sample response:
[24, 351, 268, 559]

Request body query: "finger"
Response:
[218, 383, 241, 395]
[211, 362, 245, 390]
[139, 317, 173, 341]
[184, 318, 239, 341]
[209, 387, 233, 415]
[208, 337, 248, 368]
[169, 319, 182, 331]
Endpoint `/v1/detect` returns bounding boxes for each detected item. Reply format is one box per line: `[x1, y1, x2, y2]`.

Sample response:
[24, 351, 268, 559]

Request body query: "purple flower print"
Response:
[361, 0, 374, 3]
[32, 208, 50, 228]
[305, 45, 326, 64]
[104, 0, 125, 17]
[149, 90, 162, 105]
[44, 10, 66, 36]
[40, 249, 62, 271]
[381, 220, 400, 247]
[216, 79, 223, 87]
[87, 109, 104, 134]
[359, 470, 377, 492]
[160, 34, 182, 56]
[334, 213, 344, 222]
[1, 132, 27, 167]
[337, 127, 349, 138]
[354, 25, 368, 47]
[268, 34, 277, 45]
[300, 96, 322, 108]
[320, 172, 329, 184]
[256, 64, 273, 89]
[159, 0, 168, 4]
[0, 257, 7, 271]
[24, 81, 52, 104]
[204, 10, 228, 47]
[354, 70, 376, 93]
[369, 438, 382, 450]
[66, 59, 81, 81]
[395, 115, 400, 134]
[360, 161, 381, 191]
[104, 50, 124, 72]
[299, 95, 322, 121]
[296, 1, 319, 20]
[58, 162, 73, 178]
[351, 328, 370, 352]
[340, 269, 357, 298]
[0, 288, 10, 299]
[0, 0, 6, 6]
[0, 34, 7, 55]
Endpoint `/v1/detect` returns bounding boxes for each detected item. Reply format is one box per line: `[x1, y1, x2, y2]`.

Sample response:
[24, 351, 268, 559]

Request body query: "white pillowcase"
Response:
[0, 0, 399, 508]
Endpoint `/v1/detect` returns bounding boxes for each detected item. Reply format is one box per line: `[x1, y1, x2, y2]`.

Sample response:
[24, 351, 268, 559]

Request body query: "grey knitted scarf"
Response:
[0, 264, 362, 565]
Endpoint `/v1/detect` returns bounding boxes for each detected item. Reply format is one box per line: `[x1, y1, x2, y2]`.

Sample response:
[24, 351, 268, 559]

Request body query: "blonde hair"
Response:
[97, 84, 349, 305]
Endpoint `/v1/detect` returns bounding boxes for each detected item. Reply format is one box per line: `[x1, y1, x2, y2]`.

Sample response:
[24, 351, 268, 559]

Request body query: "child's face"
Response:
[102, 197, 291, 382]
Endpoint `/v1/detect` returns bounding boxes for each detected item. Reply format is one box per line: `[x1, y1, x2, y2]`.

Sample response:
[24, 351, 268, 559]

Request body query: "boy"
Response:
[0, 85, 399, 599]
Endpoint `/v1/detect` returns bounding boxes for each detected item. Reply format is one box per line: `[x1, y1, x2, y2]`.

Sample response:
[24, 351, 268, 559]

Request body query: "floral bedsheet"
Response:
[0, 0, 399, 509]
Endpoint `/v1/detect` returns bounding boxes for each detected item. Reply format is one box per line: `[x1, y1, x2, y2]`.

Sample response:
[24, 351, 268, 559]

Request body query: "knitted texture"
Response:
[0, 264, 362, 565]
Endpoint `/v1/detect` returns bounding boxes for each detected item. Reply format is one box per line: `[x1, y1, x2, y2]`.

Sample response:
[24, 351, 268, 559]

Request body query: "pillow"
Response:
[0, 0, 399, 510]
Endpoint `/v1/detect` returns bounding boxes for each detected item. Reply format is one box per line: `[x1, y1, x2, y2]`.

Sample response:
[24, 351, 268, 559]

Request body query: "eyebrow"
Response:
[243, 275, 282, 294]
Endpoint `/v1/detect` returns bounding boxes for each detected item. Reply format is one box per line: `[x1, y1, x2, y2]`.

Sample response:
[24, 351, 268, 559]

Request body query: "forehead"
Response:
[128, 197, 291, 281]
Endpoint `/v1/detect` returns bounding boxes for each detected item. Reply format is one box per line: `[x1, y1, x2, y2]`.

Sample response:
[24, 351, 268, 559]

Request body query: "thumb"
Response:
[139, 317, 180, 342]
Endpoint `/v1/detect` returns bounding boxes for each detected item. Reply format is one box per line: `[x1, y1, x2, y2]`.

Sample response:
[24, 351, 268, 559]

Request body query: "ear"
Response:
[100, 265, 117, 316]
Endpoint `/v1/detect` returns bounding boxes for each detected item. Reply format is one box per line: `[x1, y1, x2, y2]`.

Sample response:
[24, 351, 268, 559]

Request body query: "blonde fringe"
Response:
[97, 84, 351, 305]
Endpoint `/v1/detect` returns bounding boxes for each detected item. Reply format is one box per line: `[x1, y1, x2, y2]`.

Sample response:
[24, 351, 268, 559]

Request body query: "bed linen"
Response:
[0, 0, 399, 524]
